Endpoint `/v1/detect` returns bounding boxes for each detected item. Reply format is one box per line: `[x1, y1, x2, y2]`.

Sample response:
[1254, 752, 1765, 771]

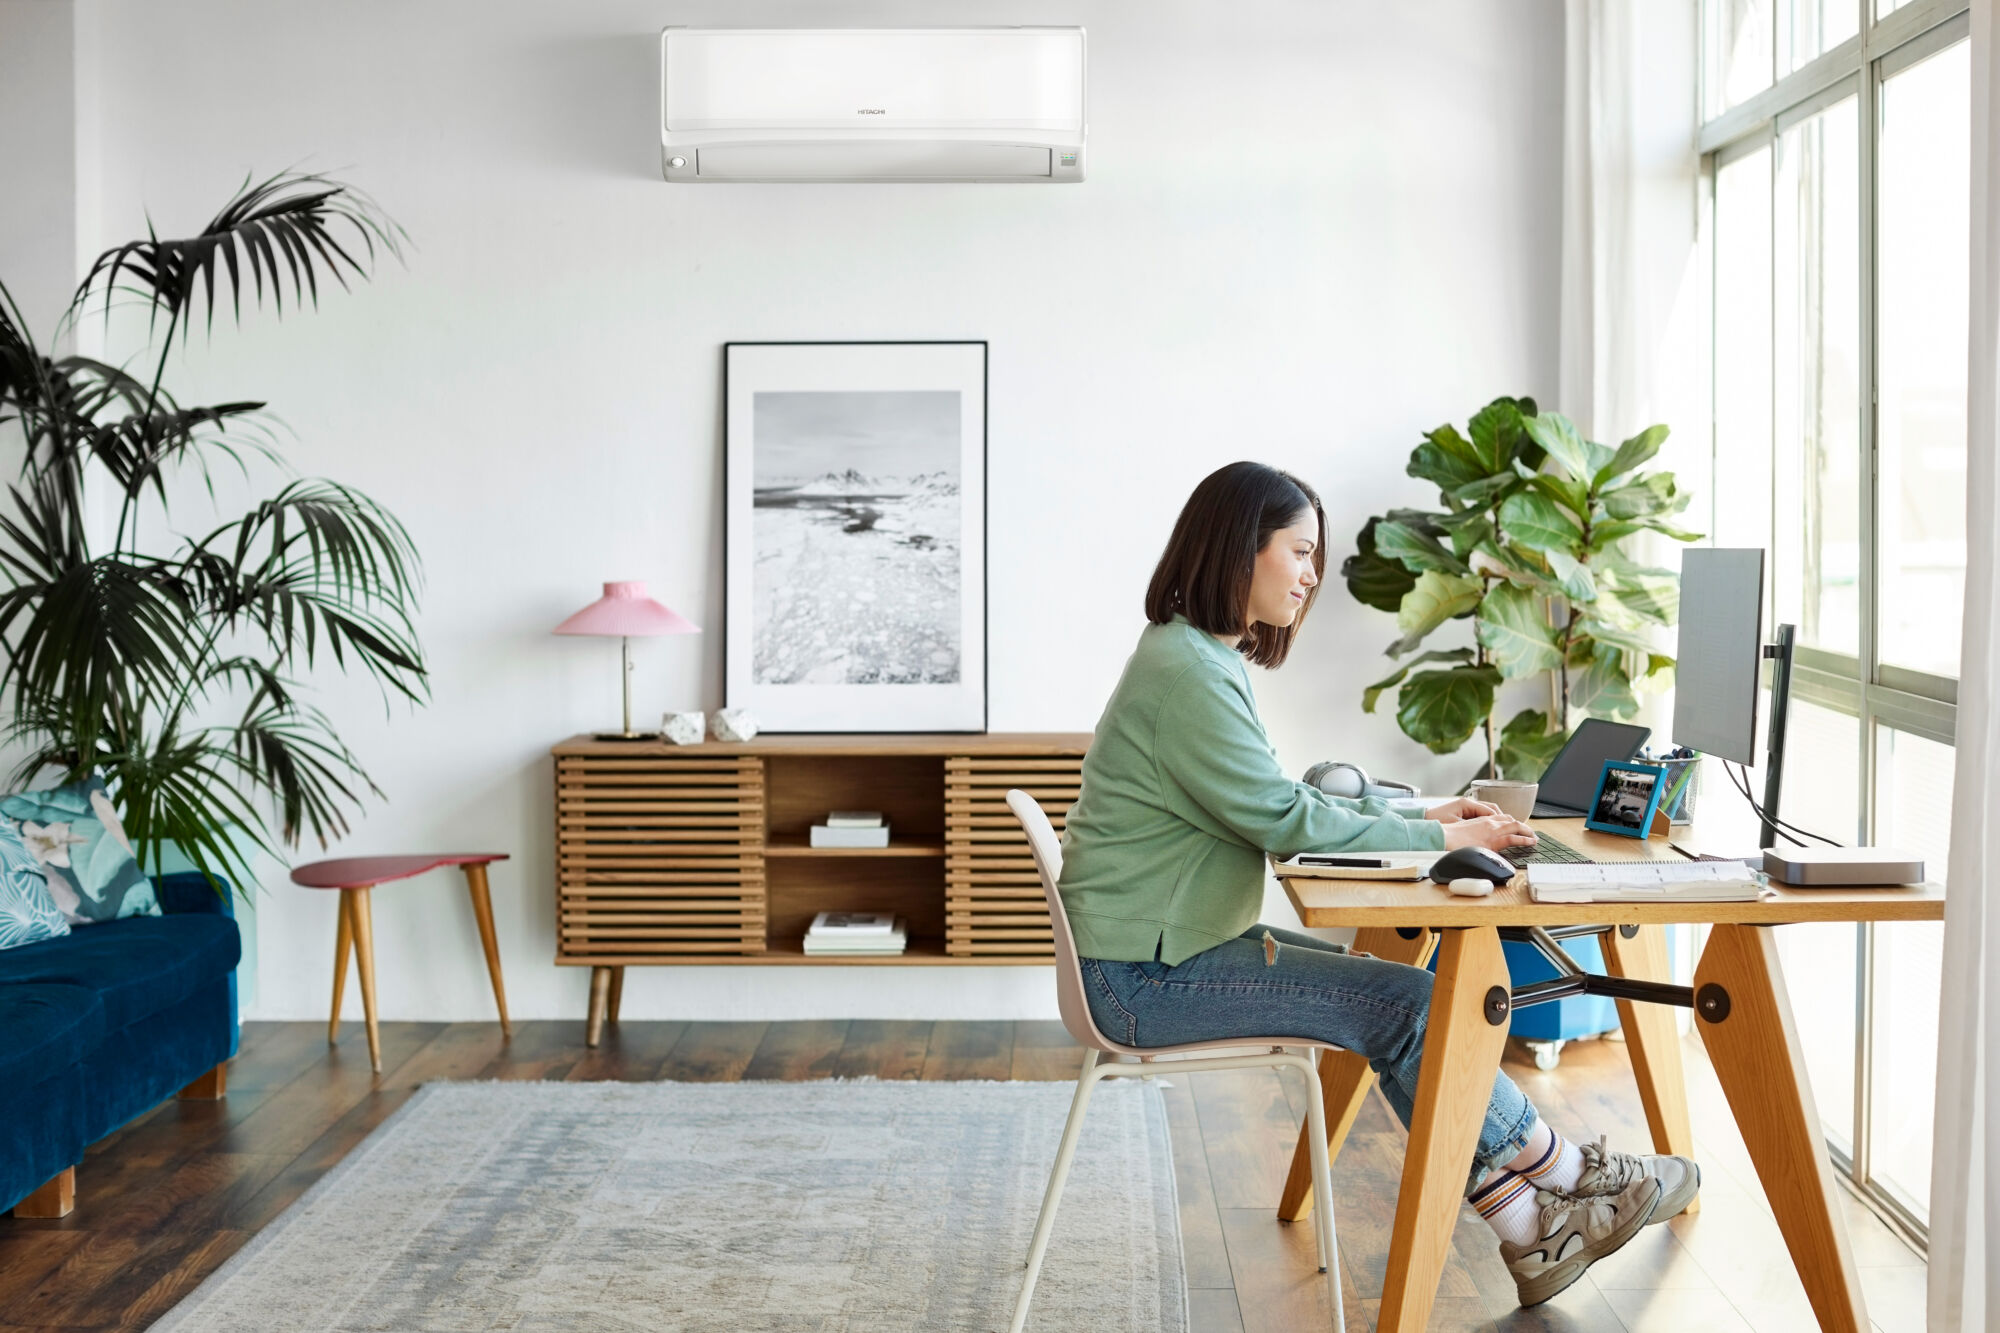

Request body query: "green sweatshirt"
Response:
[1058, 614, 1447, 964]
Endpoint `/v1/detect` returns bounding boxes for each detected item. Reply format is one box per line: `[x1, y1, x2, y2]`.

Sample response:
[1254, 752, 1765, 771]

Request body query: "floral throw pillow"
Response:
[0, 775, 158, 924]
[0, 816, 69, 950]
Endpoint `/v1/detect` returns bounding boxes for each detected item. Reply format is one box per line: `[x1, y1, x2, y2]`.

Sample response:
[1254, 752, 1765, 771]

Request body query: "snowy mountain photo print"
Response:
[751, 390, 961, 686]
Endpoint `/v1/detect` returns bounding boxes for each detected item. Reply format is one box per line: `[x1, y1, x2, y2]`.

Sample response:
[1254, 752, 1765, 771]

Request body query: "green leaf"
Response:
[1543, 548, 1598, 603]
[1362, 648, 1474, 712]
[1597, 573, 1677, 625]
[1585, 518, 1647, 551]
[1600, 472, 1685, 520]
[1448, 473, 1518, 509]
[1341, 513, 1426, 612]
[1571, 654, 1640, 719]
[1495, 709, 1569, 782]
[1444, 515, 1494, 559]
[1497, 489, 1585, 556]
[1390, 570, 1483, 654]
[1373, 519, 1471, 575]
[1408, 424, 1489, 496]
[1640, 518, 1705, 543]
[1593, 424, 1669, 489]
[1476, 583, 1565, 679]
[1466, 398, 1529, 472]
[1395, 665, 1501, 755]
[1522, 412, 1593, 480]
[1575, 616, 1655, 655]
[1513, 469, 1590, 518]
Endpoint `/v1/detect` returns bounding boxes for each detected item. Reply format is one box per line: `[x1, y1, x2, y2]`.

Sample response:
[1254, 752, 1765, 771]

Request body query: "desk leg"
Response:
[1278, 926, 1437, 1223]
[1695, 924, 1866, 1333]
[1378, 925, 1512, 1333]
[1600, 924, 1699, 1215]
[329, 891, 354, 1046]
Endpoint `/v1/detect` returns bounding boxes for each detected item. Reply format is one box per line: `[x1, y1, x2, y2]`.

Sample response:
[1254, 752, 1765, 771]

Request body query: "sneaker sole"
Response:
[1649, 1163, 1701, 1223]
[1514, 1180, 1663, 1308]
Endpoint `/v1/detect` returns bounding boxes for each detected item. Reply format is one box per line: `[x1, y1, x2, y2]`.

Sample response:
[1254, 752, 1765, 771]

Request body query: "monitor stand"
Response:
[1758, 622, 1796, 849]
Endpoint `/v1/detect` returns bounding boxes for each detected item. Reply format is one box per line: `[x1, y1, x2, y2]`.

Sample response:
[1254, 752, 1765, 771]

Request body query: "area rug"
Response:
[153, 1079, 1185, 1332]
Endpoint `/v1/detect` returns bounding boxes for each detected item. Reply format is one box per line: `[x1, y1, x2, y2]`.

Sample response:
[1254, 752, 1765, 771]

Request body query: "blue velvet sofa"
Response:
[0, 873, 240, 1216]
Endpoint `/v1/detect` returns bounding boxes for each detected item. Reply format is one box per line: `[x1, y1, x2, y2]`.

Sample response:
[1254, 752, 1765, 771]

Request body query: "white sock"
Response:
[1468, 1120, 1585, 1247]
[1501, 1118, 1583, 1194]
[1468, 1169, 1544, 1246]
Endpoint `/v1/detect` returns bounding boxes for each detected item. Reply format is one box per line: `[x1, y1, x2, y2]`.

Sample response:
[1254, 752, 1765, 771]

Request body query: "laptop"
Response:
[1530, 719, 1651, 817]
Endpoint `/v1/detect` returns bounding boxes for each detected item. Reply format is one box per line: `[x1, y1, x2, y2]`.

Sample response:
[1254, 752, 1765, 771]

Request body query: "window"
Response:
[1700, 0, 1966, 1243]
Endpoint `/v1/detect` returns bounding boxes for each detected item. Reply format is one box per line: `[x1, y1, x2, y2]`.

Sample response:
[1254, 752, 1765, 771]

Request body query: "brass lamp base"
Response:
[592, 730, 657, 742]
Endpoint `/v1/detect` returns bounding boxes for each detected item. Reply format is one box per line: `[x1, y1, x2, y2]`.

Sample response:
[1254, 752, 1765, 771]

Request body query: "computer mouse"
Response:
[1428, 846, 1516, 885]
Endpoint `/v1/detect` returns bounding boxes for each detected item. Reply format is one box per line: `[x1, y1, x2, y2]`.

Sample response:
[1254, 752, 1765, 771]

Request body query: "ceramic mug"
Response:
[1468, 779, 1538, 822]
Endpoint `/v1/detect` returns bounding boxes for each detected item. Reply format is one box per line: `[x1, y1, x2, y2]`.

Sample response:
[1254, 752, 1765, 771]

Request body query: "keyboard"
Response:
[1501, 833, 1593, 866]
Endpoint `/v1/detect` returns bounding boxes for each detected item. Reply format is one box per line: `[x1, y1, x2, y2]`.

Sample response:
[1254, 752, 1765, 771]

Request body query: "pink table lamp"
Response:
[554, 581, 700, 740]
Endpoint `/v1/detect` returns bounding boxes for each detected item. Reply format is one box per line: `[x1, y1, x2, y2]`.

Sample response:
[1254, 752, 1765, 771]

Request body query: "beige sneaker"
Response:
[1569, 1135, 1701, 1222]
[1499, 1174, 1662, 1307]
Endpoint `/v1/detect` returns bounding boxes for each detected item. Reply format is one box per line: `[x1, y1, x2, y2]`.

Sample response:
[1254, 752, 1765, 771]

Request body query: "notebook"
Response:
[1526, 861, 1765, 904]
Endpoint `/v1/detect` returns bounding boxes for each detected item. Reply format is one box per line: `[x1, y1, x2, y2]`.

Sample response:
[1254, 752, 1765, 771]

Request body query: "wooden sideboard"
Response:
[552, 733, 1090, 1040]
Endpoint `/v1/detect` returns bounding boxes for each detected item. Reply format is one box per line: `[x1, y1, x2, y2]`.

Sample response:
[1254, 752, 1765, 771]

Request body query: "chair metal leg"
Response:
[1298, 1050, 1344, 1328]
[1010, 1050, 1104, 1333]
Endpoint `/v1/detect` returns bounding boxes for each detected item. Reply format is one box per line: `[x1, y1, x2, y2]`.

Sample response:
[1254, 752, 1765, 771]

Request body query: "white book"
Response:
[1527, 862, 1764, 904]
[826, 810, 884, 828]
[808, 910, 897, 935]
[804, 936, 908, 953]
[811, 824, 891, 848]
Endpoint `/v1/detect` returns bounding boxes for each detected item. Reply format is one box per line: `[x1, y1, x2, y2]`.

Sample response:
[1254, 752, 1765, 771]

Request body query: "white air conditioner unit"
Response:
[659, 27, 1086, 183]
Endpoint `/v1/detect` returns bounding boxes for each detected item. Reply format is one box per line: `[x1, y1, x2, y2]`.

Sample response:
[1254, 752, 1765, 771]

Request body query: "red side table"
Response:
[291, 854, 512, 1073]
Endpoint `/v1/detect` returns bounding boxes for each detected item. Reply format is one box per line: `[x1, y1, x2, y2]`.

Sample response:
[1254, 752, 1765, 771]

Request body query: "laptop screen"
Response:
[1537, 719, 1651, 811]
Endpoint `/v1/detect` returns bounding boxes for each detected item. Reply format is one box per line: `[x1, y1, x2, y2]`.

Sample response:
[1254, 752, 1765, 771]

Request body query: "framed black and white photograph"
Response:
[724, 342, 987, 733]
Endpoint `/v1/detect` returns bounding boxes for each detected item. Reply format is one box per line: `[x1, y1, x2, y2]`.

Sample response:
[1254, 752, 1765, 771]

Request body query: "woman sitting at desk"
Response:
[1058, 461, 1699, 1308]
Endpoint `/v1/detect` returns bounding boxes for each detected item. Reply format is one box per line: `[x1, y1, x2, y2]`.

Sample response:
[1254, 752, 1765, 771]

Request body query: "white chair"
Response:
[1004, 789, 1345, 1332]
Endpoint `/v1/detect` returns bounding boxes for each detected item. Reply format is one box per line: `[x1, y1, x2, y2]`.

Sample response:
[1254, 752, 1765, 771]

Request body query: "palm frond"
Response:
[180, 479, 428, 702]
[74, 170, 405, 341]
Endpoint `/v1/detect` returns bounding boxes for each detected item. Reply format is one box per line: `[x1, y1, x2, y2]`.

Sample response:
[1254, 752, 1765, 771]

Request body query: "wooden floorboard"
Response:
[1, 1018, 1924, 1331]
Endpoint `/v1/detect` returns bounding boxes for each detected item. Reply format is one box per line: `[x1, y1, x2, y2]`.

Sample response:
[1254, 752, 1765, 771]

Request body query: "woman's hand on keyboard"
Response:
[1424, 796, 1503, 823]
[1441, 814, 1538, 852]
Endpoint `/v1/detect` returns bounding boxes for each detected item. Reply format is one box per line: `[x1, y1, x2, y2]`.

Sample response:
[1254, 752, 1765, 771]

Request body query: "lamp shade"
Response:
[552, 581, 700, 637]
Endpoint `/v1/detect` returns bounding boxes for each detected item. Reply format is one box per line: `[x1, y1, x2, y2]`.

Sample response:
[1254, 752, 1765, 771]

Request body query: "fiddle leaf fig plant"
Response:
[1341, 396, 1700, 781]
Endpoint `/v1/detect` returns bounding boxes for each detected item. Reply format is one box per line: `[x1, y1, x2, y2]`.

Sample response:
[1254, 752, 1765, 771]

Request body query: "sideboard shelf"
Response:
[552, 732, 1090, 1043]
[762, 836, 948, 858]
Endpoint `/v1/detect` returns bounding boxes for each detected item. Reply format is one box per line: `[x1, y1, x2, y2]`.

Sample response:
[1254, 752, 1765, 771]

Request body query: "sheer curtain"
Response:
[1928, 5, 2000, 1328]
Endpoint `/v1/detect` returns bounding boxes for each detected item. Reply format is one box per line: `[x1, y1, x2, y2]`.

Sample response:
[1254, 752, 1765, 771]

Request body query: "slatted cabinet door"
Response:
[555, 755, 767, 958]
[943, 755, 1083, 957]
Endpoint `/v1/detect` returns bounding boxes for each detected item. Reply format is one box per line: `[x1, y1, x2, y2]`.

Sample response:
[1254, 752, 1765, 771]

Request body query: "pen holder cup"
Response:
[1655, 757, 1700, 825]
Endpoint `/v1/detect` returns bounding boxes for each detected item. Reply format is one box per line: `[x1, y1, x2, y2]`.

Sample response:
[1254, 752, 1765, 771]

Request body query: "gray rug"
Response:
[153, 1079, 1186, 1332]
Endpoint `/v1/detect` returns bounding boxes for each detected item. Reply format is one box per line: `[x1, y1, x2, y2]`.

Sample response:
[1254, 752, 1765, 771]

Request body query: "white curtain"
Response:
[1927, 4, 2000, 1328]
[1557, 0, 1700, 449]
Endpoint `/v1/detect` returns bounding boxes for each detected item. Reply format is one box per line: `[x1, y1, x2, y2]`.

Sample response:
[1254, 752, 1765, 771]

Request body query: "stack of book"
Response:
[809, 809, 889, 848]
[804, 910, 907, 956]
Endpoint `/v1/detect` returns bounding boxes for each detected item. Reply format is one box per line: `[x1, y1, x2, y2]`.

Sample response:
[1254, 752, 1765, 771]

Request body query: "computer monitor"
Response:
[1671, 549, 1766, 767]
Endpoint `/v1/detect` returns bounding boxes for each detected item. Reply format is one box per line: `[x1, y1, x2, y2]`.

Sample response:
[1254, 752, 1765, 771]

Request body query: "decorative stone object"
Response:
[660, 711, 705, 746]
[711, 708, 759, 742]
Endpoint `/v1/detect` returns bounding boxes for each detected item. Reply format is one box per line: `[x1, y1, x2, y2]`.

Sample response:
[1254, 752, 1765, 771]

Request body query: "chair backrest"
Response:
[1007, 788, 1122, 1054]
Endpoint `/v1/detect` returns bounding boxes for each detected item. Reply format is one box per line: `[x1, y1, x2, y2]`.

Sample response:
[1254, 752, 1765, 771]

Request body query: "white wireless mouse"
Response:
[1447, 877, 1495, 898]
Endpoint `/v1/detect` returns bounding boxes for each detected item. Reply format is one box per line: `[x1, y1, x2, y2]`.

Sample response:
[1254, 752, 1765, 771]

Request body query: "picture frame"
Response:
[1584, 759, 1669, 839]
[723, 341, 988, 733]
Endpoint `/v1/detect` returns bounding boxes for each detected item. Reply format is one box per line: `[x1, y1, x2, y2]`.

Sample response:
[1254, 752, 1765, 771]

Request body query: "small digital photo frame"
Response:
[1584, 760, 1669, 839]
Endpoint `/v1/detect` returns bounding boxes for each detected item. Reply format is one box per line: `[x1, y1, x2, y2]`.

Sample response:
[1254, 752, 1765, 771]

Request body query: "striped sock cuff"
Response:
[1514, 1138, 1563, 1182]
[1470, 1171, 1534, 1219]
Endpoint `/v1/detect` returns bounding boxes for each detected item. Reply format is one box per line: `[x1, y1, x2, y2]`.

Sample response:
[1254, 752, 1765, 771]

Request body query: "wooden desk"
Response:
[1274, 819, 1944, 1333]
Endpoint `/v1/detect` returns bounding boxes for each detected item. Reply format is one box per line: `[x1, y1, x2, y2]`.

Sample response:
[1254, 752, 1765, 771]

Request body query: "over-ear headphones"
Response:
[1302, 760, 1418, 802]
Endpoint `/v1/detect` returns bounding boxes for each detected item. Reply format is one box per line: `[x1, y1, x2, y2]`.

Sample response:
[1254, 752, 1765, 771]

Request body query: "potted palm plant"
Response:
[0, 171, 426, 893]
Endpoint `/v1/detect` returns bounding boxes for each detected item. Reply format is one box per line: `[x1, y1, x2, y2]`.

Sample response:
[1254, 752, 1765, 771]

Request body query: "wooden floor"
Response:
[0, 1019, 1923, 1332]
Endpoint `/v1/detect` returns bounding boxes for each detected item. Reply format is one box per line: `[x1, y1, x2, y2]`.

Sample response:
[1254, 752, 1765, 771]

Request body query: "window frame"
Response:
[1699, 0, 1966, 1250]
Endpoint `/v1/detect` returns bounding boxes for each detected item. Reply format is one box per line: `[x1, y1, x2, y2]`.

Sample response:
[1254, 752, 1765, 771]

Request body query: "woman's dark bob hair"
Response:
[1144, 461, 1327, 669]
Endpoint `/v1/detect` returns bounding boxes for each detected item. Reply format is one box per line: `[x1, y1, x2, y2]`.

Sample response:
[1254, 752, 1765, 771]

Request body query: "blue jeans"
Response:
[1080, 922, 1538, 1193]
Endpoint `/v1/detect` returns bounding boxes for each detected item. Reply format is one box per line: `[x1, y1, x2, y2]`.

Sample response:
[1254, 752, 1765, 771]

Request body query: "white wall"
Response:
[8, 0, 1564, 1021]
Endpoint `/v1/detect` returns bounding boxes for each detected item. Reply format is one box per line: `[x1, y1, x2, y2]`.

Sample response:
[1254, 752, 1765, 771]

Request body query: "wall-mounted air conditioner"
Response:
[659, 27, 1087, 183]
